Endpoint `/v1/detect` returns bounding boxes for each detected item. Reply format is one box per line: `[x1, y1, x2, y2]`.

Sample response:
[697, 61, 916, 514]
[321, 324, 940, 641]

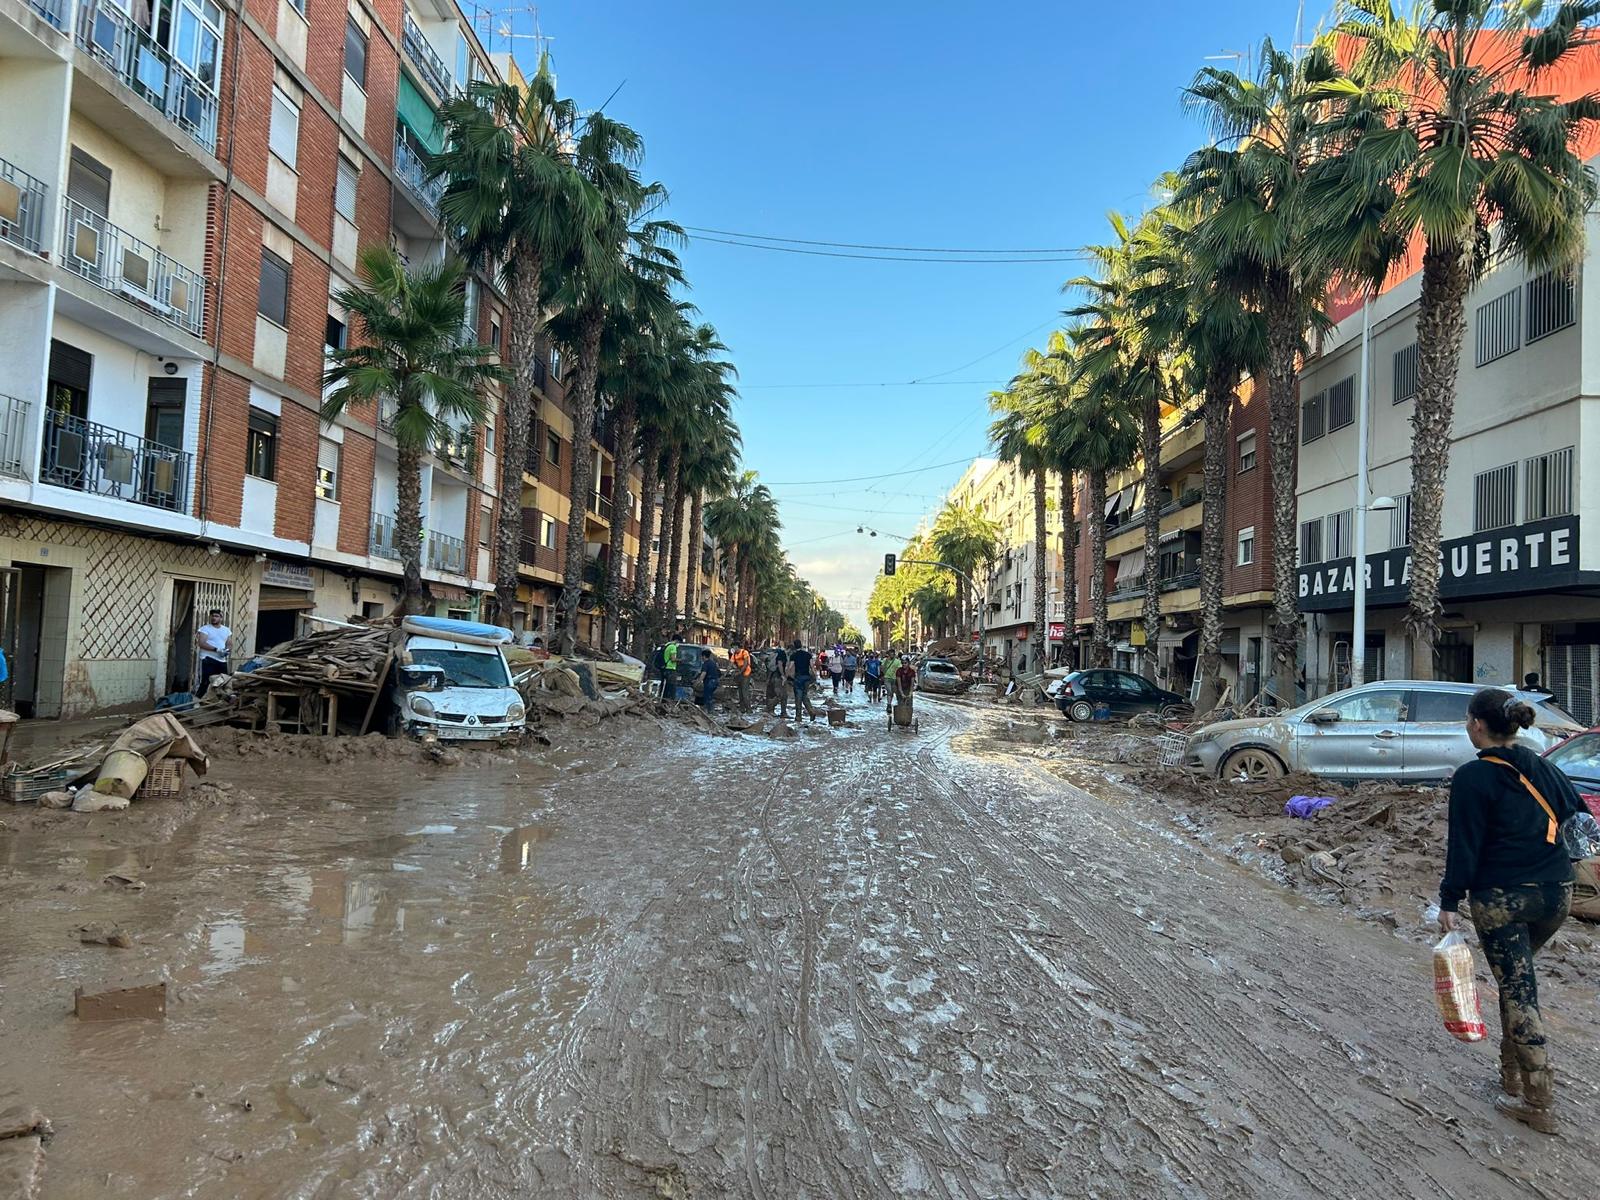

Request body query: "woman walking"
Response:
[1439, 687, 1582, 1134]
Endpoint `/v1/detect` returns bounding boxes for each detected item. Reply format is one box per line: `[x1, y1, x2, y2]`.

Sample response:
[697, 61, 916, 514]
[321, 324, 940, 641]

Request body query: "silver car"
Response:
[1183, 680, 1581, 782]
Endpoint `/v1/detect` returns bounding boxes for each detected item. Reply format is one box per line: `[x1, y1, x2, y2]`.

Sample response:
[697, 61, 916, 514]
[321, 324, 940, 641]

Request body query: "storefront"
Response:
[255, 559, 316, 650]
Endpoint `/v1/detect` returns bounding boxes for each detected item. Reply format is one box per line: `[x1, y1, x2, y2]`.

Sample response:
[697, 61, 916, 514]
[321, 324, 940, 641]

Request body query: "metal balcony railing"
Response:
[0, 395, 29, 479]
[76, 0, 219, 154]
[28, 0, 69, 30]
[588, 491, 612, 521]
[0, 157, 48, 254]
[60, 197, 205, 336]
[40, 408, 190, 512]
[426, 529, 467, 574]
[370, 513, 397, 559]
[377, 396, 398, 432]
[393, 133, 444, 219]
[1160, 570, 1201, 592]
[401, 14, 453, 99]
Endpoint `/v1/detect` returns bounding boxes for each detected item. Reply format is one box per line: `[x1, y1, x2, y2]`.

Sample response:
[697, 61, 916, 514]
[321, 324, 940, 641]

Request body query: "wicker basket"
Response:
[138, 758, 189, 800]
[1, 765, 72, 804]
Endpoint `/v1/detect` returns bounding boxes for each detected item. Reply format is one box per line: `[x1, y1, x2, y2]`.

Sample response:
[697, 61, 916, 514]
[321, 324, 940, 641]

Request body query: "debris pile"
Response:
[196, 620, 398, 732]
[2, 712, 208, 812]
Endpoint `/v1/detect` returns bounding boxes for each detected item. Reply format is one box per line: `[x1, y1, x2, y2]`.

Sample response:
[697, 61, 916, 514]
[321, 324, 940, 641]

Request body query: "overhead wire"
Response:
[689, 234, 1086, 264]
[681, 225, 1084, 255]
[759, 457, 973, 487]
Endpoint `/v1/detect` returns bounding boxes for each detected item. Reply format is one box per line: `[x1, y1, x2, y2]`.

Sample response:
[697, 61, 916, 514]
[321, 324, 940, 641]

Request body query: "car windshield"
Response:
[1547, 732, 1600, 776]
[927, 662, 957, 674]
[409, 648, 510, 689]
[1534, 698, 1580, 728]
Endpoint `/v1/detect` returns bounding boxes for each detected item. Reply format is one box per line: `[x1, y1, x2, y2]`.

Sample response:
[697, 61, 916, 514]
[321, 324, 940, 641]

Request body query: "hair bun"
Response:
[1507, 699, 1536, 729]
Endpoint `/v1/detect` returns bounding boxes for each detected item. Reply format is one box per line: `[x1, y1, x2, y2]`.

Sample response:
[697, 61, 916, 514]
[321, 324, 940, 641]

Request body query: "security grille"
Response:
[1301, 390, 1326, 444]
[1526, 269, 1576, 343]
[1475, 287, 1522, 366]
[1389, 492, 1411, 547]
[1524, 446, 1574, 520]
[1473, 462, 1518, 532]
[1393, 342, 1418, 403]
[1299, 517, 1323, 565]
[1547, 645, 1598, 726]
[1327, 376, 1355, 431]
[1327, 508, 1354, 558]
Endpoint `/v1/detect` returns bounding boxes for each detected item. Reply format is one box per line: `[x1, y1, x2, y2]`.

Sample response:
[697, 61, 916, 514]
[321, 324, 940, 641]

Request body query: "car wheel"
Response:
[1221, 747, 1284, 782]
[1068, 699, 1095, 723]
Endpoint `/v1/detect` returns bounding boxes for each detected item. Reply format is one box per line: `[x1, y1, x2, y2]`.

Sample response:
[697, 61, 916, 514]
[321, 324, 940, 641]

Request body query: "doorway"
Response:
[167, 578, 195, 694]
[1436, 629, 1474, 683]
[143, 377, 186, 507]
[8, 564, 70, 717]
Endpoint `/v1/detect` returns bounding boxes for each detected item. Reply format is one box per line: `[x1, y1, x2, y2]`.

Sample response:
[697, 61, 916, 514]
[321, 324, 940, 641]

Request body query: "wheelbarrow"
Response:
[887, 688, 918, 733]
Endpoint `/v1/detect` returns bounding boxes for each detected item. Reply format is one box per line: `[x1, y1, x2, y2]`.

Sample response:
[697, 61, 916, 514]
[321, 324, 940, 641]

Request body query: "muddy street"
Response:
[3, 696, 1598, 1198]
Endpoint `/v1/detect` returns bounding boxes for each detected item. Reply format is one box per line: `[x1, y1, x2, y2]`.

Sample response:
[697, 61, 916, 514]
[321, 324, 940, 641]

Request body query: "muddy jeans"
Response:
[737, 675, 752, 711]
[1470, 882, 1572, 1075]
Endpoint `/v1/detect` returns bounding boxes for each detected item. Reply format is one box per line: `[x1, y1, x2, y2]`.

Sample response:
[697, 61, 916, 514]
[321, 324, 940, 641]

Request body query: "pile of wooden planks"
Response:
[193, 620, 400, 731]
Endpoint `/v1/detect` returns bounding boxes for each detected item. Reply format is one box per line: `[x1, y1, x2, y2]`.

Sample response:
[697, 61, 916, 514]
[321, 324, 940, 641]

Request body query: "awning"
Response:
[1114, 549, 1146, 583]
[431, 583, 470, 601]
[397, 75, 443, 154]
[257, 585, 314, 612]
[1159, 528, 1183, 544]
[1104, 491, 1122, 518]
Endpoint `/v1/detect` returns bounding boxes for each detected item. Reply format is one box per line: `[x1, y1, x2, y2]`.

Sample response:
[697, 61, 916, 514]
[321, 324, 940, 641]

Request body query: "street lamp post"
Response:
[1350, 296, 1396, 689]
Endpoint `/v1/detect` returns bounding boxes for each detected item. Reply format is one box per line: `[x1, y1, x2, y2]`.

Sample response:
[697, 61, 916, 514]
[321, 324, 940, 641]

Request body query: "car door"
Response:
[1078, 670, 1112, 708]
[1113, 672, 1156, 715]
[1402, 688, 1476, 780]
[1296, 687, 1410, 778]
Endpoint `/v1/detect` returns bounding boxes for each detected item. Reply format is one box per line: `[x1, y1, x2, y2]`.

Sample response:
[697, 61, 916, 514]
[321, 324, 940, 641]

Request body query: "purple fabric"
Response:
[1286, 795, 1336, 819]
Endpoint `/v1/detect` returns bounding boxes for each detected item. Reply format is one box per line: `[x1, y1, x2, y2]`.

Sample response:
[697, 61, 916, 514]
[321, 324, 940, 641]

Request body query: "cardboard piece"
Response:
[73, 980, 167, 1021]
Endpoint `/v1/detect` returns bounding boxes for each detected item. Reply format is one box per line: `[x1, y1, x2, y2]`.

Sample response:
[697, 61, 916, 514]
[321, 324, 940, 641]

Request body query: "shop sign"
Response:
[1048, 622, 1066, 641]
[1297, 515, 1588, 613]
[262, 558, 313, 590]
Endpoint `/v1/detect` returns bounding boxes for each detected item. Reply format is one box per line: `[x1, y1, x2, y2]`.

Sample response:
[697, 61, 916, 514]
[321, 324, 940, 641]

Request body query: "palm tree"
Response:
[1308, 1, 1600, 677]
[680, 415, 739, 630]
[548, 112, 684, 654]
[431, 58, 579, 625]
[1179, 37, 1343, 703]
[323, 248, 505, 613]
[929, 498, 1001, 636]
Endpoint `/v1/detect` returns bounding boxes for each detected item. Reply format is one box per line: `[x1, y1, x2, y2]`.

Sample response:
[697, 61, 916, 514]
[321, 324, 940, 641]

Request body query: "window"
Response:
[67, 147, 112, 216]
[1301, 390, 1326, 443]
[172, 0, 223, 89]
[1527, 270, 1576, 343]
[540, 514, 557, 549]
[1323, 689, 1408, 723]
[1236, 526, 1255, 566]
[344, 16, 368, 89]
[1299, 518, 1323, 566]
[546, 429, 560, 465]
[1524, 446, 1574, 521]
[1393, 342, 1418, 404]
[269, 86, 299, 167]
[1237, 430, 1257, 474]
[1475, 287, 1522, 366]
[1390, 492, 1411, 547]
[489, 317, 501, 351]
[484, 421, 495, 454]
[258, 249, 290, 326]
[1327, 508, 1354, 559]
[316, 437, 339, 500]
[335, 154, 358, 222]
[549, 346, 562, 380]
[1327, 375, 1355, 432]
[246, 408, 278, 480]
[324, 313, 346, 352]
[1411, 689, 1470, 723]
[478, 507, 492, 547]
[1474, 462, 1518, 532]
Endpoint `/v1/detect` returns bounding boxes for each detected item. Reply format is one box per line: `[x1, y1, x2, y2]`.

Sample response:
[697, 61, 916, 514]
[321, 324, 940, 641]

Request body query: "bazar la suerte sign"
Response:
[1297, 515, 1590, 613]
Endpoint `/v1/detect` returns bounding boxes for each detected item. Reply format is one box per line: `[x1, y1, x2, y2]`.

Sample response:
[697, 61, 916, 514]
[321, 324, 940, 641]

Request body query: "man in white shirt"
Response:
[196, 608, 232, 696]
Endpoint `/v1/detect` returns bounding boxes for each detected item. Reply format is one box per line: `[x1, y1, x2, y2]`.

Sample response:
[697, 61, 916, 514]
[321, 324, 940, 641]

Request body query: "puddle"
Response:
[500, 822, 553, 872]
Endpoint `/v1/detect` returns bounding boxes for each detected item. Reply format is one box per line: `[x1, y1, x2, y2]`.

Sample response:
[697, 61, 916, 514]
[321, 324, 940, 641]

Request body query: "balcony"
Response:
[0, 158, 48, 255]
[401, 14, 453, 99]
[377, 396, 398, 432]
[59, 197, 205, 337]
[1160, 570, 1201, 593]
[371, 513, 397, 559]
[40, 408, 190, 512]
[426, 529, 467, 574]
[438, 427, 476, 474]
[0, 395, 29, 479]
[393, 133, 443, 220]
[75, 0, 219, 155]
[28, 0, 69, 30]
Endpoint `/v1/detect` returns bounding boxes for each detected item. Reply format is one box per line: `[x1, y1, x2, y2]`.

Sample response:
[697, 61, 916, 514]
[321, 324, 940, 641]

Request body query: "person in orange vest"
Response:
[729, 640, 753, 712]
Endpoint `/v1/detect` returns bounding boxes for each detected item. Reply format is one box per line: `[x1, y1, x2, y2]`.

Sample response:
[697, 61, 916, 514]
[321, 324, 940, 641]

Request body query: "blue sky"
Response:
[508, 0, 1304, 628]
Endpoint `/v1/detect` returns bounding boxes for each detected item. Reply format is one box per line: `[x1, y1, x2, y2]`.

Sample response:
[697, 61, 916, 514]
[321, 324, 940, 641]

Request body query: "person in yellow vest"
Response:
[729, 641, 753, 712]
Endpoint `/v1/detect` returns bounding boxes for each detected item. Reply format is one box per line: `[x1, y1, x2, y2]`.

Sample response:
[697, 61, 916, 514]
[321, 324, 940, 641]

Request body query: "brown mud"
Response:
[0, 694, 1596, 1197]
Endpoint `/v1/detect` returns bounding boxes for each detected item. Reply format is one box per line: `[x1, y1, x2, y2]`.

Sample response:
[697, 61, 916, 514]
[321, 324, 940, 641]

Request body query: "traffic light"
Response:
[884, 553, 896, 576]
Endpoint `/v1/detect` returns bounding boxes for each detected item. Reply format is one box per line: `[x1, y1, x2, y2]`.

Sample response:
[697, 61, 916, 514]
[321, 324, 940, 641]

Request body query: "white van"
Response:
[392, 621, 525, 740]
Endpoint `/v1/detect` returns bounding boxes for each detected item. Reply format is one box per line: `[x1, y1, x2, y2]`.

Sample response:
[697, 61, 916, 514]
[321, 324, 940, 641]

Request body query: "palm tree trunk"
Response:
[1059, 472, 1077, 670]
[494, 259, 543, 626]
[555, 308, 604, 655]
[653, 450, 681, 613]
[666, 487, 687, 628]
[1140, 394, 1163, 683]
[740, 560, 755, 643]
[601, 393, 636, 653]
[396, 440, 428, 615]
[1406, 241, 1472, 681]
[684, 488, 703, 631]
[1031, 468, 1047, 674]
[1088, 468, 1110, 667]
[1265, 284, 1303, 705]
[1195, 366, 1233, 710]
[631, 430, 662, 655]
[724, 543, 739, 642]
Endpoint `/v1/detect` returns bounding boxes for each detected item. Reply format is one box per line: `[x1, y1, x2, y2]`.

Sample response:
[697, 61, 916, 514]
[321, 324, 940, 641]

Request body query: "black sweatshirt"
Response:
[1440, 743, 1579, 913]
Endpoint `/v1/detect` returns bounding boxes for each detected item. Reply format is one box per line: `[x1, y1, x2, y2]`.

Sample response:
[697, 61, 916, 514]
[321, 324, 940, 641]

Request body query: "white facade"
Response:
[1296, 219, 1600, 720]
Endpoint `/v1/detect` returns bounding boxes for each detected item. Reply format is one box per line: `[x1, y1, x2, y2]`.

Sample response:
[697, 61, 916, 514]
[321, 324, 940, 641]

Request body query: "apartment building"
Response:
[1296, 228, 1600, 721]
[1073, 380, 1277, 699]
[0, 0, 541, 716]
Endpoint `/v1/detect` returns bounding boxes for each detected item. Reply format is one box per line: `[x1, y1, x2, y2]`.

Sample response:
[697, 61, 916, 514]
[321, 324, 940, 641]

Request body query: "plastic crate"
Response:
[1, 766, 72, 804]
[138, 758, 188, 800]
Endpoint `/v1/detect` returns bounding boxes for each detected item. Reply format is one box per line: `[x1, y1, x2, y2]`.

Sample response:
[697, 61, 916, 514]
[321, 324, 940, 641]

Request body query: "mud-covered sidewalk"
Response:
[2, 694, 1597, 1198]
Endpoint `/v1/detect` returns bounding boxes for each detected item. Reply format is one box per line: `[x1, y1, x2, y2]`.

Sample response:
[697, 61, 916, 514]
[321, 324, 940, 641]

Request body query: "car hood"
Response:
[1190, 715, 1293, 746]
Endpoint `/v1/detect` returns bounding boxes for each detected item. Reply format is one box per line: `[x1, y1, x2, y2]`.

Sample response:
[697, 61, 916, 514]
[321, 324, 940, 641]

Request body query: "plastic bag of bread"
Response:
[1433, 930, 1486, 1042]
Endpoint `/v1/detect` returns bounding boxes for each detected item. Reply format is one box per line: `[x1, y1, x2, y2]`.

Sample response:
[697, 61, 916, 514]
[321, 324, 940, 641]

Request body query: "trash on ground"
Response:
[73, 980, 167, 1022]
[1285, 795, 1337, 819]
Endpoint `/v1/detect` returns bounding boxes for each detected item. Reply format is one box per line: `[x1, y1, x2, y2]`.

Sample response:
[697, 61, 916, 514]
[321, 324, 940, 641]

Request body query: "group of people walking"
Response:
[650, 636, 921, 723]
